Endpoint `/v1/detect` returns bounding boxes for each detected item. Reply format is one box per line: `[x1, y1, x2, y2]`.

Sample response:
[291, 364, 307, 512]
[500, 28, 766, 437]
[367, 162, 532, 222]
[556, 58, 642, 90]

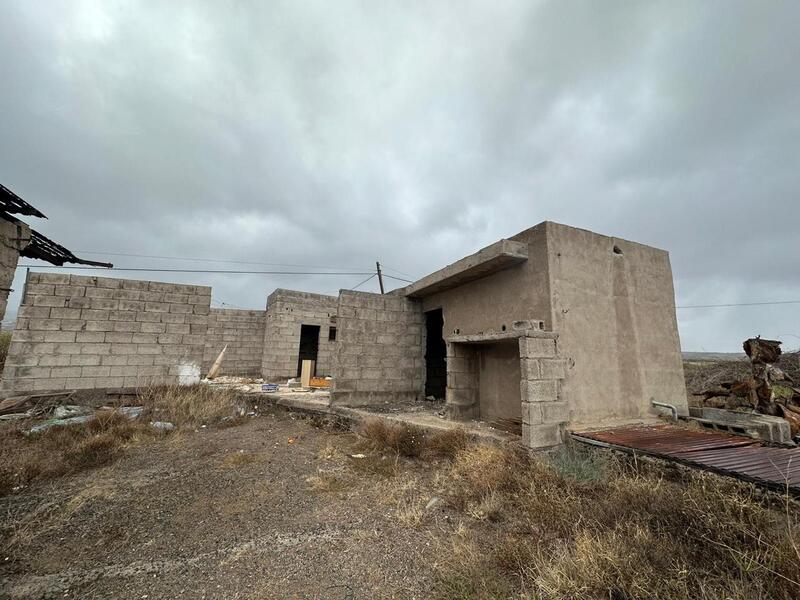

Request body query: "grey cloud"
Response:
[1, 0, 798, 351]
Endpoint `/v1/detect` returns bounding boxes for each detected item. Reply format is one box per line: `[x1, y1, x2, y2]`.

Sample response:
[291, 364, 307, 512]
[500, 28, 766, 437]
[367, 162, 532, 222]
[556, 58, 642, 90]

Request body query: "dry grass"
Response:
[432, 442, 800, 600]
[0, 411, 155, 496]
[0, 385, 244, 496]
[358, 418, 471, 460]
[136, 384, 243, 427]
[684, 351, 800, 397]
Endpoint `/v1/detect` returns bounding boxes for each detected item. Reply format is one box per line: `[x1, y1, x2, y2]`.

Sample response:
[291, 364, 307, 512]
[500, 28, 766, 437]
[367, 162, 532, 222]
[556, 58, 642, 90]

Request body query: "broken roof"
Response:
[1, 183, 112, 268]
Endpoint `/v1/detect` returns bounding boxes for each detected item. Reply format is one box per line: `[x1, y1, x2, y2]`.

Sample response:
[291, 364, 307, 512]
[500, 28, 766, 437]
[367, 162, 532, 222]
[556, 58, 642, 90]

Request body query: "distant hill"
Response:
[682, 352, 746, 362]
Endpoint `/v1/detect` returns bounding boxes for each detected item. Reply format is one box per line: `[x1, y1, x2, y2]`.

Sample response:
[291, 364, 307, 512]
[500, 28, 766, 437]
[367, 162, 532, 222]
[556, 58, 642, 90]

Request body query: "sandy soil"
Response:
[0, 412, 455, 600]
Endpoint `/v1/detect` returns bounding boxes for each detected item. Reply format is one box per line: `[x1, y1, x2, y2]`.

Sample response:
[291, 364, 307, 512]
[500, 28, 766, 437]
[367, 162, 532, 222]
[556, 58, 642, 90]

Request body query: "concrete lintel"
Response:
[446, 329, 556, 345]
[403, 239, 528, 298]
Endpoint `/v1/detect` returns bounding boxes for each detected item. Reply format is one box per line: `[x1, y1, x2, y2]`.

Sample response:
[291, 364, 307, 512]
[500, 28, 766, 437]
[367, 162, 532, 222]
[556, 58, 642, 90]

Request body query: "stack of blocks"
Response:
[2, 272, 211, 393]
[203, 309, 266, 377]
[332, 290, 424, 405]
[519, 334, 571, 447]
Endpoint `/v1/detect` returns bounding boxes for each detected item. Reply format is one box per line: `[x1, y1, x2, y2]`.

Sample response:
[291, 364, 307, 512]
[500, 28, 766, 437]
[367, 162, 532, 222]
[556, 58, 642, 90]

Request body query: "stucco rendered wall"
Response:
[203, 308, 266, 377]
[412, 221, 686, 431]
[261, 289, 338, 381]
[546, 222, 687, 428]
[0, 219, 30, 323]
[331, 290, 424, 406]
[1, 272, 211, 394]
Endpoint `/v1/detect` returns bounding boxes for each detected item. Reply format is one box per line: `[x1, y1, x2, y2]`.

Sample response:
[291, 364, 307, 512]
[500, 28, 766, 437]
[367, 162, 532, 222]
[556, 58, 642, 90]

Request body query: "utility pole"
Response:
[376, 261, 385, 294]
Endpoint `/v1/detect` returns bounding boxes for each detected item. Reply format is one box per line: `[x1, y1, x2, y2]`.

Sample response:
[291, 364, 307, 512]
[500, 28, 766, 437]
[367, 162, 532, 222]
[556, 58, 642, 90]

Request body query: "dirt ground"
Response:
[1, 411, 451, 599]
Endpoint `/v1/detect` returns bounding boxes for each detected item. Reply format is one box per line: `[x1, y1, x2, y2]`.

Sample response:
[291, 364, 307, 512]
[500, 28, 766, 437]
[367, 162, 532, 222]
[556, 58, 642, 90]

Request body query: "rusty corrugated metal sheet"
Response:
[573, 424, 800, 493]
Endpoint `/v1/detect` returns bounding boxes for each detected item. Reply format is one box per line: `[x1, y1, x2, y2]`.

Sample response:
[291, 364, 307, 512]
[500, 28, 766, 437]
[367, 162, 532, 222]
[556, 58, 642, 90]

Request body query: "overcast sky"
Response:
[1, 1, 798, 351]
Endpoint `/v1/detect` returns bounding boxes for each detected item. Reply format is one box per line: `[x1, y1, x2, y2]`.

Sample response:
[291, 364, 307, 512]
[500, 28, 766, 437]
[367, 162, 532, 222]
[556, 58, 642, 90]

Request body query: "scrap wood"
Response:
[206, 345, 228, 380]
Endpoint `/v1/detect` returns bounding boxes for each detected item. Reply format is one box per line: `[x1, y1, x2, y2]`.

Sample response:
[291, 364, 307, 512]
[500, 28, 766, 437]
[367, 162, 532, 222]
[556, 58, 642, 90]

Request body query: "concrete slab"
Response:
[403, 239, 528, 298]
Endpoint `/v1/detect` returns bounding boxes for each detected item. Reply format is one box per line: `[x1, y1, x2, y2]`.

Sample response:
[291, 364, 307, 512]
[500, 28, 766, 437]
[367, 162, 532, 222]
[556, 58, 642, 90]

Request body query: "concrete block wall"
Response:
[0, 219, 30, 323]
[444, 342, 479, 420]
[331, 290, 424, 406]
[519, 333, 571, 448]
[262, 289, 338, 380]
[1, 272, 211, 393]
[203, 308, 266, 377]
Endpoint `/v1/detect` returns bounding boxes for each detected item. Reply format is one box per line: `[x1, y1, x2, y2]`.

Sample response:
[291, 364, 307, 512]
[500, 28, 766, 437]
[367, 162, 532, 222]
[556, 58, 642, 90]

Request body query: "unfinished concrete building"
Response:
[1, 221, 687, 449]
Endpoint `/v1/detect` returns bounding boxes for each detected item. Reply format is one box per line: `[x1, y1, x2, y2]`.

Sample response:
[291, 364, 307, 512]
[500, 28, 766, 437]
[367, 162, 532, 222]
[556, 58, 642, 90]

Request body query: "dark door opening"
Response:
[297, 324, 320, 377]
[425, 309, 447, 399]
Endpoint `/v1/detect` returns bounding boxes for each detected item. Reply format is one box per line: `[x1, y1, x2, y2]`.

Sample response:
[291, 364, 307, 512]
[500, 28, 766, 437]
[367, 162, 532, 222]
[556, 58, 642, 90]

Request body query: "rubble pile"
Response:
[695, 337, 800, 438]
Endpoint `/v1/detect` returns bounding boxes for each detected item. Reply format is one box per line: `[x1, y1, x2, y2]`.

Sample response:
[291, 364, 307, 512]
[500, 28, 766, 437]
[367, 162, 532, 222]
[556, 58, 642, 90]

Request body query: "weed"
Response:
[359, 419, 426, 458]
[136, 384, 242, 427]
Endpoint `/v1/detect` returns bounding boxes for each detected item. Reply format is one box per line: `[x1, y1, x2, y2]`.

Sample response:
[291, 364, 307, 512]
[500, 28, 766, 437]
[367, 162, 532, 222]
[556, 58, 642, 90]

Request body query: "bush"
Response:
[0, 330, 11, 372]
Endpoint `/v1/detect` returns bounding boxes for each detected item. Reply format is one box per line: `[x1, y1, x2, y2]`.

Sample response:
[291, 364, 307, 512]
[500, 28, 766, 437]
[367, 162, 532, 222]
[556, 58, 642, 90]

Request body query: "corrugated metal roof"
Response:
[0, 183, 47, 218]
[22, 228, 113, 268]
[573, 424, 800, 493]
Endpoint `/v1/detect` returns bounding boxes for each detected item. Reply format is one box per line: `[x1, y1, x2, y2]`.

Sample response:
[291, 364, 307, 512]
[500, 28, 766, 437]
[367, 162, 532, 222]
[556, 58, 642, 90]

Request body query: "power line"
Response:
[380, 263, 416, 279]
[677, 300, 800, 309]
[17, 265, 375, 276]
[381, 273, 413, 283]
[73, 250, 372, 272]
[351, 273, 377, 290]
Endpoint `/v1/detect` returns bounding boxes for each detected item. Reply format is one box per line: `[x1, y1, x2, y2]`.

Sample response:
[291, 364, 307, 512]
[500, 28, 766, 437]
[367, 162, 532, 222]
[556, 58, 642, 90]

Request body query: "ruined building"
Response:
[1, 221, 688, 449]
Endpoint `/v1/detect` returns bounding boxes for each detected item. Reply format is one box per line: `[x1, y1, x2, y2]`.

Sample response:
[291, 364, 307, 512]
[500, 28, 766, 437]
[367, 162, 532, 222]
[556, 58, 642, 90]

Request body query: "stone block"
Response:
[89, 298, 119, 310]
[51, 366, 82, 378]
[68, 274, 97, 286]
[25, 283, 55, 296]
[80, 309, 110, 321]
[79, 343, 111, 354]
[141, 322, 166, 333]
[37, 355, 70, 367]
[105, 332, 133, 343]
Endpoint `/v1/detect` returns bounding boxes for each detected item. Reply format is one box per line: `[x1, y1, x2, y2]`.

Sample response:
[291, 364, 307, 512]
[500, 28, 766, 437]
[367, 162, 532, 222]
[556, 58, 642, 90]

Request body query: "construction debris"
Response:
[695, 337, 800, 440]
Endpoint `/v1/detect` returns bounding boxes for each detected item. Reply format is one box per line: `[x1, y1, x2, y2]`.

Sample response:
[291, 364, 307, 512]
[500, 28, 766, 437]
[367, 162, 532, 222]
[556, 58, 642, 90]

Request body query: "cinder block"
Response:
[33, 296, 66, 308]
[25, 283, 55, 295]
[539, 358, 570, 380]
[71, 355, 102, 366]
[105, 332, 133, 343]
[50, 307, 82, 320]
[54, 285, 86, 298]
[520, 358, 541, 380]
[42, 331, 77, 343]
[79, 342, 112, 354]
[85, 320, 114, 332]
[522, 423, 563, 448]
[112, 320, 140, 333]
[519, 336, 556, 358]
[101, 355, 128, 366]
[85, 287, 115, 299]
[520, 379, 559, 403]
[80, 309, 110, 321]
[145, 301, 169, 313]
[140, 322, 166, 333]
[28, 319, 61, 331]
[38, 273, 71, 285]
[18, 306, 51, 319]
[89, 298, 119, 310]
[66, 297, 92, 309]
[542, 401, 570, 424]
[121, 279, 149, 291]
[54, 343, 82, 355]
[76, 331, 106, 343]
[51, 366, 82, 378]
[69, 274, 97, 286]
[60, 319, 87, 331]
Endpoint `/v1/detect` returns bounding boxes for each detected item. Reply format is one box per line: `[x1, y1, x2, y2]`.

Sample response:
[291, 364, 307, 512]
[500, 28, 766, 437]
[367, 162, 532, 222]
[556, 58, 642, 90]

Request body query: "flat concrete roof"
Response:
[403, 239, 528, 298]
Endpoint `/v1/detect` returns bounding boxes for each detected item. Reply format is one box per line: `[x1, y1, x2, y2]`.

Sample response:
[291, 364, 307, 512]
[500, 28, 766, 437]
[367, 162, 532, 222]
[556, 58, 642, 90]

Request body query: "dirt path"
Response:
[1, 412, 451, 599]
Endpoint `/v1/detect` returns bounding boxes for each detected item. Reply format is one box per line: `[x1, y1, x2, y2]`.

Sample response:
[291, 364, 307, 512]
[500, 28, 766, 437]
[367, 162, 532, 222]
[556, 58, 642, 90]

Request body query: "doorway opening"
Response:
[424, 309, 446, 399]
[297, 324, 320, 377]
